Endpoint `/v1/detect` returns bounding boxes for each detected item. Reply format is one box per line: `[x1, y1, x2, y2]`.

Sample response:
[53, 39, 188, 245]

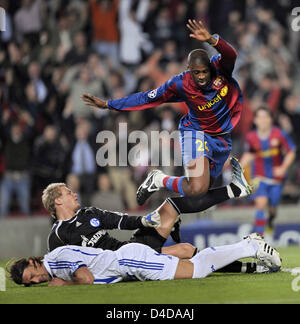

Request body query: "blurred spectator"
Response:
[32, 125, 68, 190]
[90, 0, 120, 67]
[108, 167, 138, 211]
[193, 0, 210, 27]
[0, 0, 299, 215]
[64, 31, 92, 66]
[251, 45, 275, 84]
[50, 15, 73, 64]
[170, 2, 188, 51]
[63, 63, 103, 119]
[151, 6, 173, 47]
[0, 123, 32, 218]
[6, 41, 28, 104]
[281, 94, 300, 151]
[67, 0, 89, 38]
[14, 0, 45, 46]
[71, 119, 96, 206]
[119, 0, 153, 66]
[27, 61, 48, 104]
[91, 173, 125, 211]
[66, 173, 82, 206]
[0, 0, 13, 44]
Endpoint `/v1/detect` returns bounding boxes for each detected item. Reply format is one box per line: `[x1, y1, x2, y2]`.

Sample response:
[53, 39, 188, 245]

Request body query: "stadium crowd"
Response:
[0, 0, 300, 217]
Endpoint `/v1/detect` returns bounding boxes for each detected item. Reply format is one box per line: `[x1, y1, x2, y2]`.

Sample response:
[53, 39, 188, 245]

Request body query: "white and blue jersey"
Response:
[43, 243, 179, 284]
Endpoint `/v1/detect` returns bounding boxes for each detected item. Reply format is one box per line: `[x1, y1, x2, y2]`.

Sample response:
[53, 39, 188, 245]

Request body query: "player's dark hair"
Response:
[7, 257, 43, 287]
[187, 49, 210, 68]
[254, 106, 273, 120]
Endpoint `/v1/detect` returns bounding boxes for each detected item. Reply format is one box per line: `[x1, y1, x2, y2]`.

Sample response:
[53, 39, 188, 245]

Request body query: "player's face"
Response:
[22, 261, 50, 286]
[58, 186, 80, 212]
[254, 110, 273, 132]
[189, 63, 211, 88]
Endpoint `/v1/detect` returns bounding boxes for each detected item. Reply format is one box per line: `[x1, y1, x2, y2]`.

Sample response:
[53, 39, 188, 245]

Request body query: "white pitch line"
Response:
[281, 267, 300, 274]
[225, 298, 300, 304]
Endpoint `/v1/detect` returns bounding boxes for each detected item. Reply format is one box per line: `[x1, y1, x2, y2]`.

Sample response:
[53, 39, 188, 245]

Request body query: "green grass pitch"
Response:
[1, 246, 300, 304]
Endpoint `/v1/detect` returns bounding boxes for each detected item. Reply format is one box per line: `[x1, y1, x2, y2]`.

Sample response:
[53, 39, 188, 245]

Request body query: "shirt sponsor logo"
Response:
[81, 230, 106, 247]
[197, 86, 228, 111]
[257, 147, 280, 158]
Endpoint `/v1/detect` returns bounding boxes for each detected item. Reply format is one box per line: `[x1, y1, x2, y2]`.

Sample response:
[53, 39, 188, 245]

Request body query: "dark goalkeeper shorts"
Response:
[126, 227, 167, 253]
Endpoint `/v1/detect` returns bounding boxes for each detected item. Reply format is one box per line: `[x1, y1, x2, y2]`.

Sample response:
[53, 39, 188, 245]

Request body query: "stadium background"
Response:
[0, 0, 300, 259]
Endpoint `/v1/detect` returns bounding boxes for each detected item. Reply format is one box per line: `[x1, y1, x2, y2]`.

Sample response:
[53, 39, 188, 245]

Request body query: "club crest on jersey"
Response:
[213, 76, 225, 89]
[90, 218, 100, 227]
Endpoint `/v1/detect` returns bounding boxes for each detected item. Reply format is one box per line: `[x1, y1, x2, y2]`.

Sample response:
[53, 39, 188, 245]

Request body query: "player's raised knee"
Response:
[187, 181, 209, 196]
[179, 243, 197, 259]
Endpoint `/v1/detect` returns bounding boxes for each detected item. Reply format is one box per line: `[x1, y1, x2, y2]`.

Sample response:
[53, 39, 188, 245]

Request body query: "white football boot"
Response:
[230, 157, 253, 197]
[245, 233, 281, 269]
[136, 170, 163, 206]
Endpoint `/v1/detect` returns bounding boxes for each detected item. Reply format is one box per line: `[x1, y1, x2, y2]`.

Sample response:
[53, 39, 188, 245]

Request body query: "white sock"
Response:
[190, 239, 258, 279]
[154, 172, 166, 188]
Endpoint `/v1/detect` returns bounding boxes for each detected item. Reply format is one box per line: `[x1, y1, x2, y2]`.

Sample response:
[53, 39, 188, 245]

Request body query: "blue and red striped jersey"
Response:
[245, 127, 296, 182]
[107, 37, 243, 135]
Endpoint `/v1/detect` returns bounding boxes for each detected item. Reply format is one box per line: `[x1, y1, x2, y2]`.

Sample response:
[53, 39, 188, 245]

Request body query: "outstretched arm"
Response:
[81, 94, 108, 109]
[186, 19, 218, 46]
[187, 19, 237, 75]
[86, 207, 160, 230]
[82, 75, 183, 111]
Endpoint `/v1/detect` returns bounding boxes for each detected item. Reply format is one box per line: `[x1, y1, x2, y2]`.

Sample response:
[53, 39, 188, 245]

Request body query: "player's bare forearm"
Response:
[186, 19, 236, 71]
[240, 153, 255, 168]
[282, 150, 296, 171]
[81, 93, 108, 109]
[48, 267, 95, 286]
[48, 278, 74, 286]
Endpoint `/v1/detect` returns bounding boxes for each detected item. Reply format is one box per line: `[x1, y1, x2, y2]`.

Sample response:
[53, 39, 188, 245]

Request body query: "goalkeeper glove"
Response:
[141, 210, 161, 228]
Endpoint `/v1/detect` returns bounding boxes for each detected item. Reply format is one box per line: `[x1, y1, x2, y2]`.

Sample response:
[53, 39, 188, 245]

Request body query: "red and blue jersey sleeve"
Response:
[210, 36, 237, 77]
[107, 74, 184, 111]
[245, 131, 257, 153]
[278, 129, 296, 153]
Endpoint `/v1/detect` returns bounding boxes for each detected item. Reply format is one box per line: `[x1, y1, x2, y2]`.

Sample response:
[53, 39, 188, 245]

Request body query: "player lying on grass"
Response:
[8, 233, 281, 287]
[82, 20, 252, 206]
[43, 176, 273, 274]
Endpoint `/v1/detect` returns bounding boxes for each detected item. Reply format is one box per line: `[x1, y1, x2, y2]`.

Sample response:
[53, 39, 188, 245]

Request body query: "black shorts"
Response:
[126, 228, 167, 253]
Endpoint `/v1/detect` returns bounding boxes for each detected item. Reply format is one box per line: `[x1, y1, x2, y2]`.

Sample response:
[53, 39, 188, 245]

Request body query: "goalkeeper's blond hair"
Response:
[42, 183, 66, 219]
